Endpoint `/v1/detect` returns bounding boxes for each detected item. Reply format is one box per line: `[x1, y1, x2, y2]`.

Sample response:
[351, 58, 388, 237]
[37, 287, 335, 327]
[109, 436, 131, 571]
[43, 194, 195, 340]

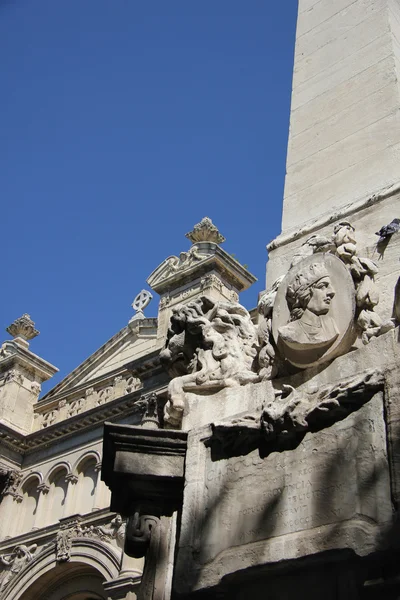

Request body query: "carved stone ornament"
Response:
[185, 216, 226, 245]
[210, 369, 384, 456]
[0, 544, 38, 591]
[259, 221, 395, 375]
[1, 470, 23, 498]
[132, 289, 153, 314]
[55, 516, 125, 562]
[148, 246, 205, 287]
[272, 254, 356, 369]
[160, 296, 259, 427]
[6, 314, 39, 342]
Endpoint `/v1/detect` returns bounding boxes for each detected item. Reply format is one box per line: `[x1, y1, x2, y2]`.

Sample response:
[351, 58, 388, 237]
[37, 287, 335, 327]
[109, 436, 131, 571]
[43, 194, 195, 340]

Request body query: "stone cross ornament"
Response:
[132, 289, 153, 315]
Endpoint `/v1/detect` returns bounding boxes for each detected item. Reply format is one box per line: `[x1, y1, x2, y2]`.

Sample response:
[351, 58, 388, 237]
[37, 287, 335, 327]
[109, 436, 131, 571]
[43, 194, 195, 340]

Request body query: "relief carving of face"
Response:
[272, 254, 356, 369]
[307, 277, 335, 316]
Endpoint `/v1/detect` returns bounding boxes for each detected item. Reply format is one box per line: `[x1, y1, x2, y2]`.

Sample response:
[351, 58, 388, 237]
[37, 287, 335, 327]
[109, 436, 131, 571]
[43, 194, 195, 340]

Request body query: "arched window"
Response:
[75, 458, 97, 515]
[20, 477, 40, 532]
[48, 468, 68, 524]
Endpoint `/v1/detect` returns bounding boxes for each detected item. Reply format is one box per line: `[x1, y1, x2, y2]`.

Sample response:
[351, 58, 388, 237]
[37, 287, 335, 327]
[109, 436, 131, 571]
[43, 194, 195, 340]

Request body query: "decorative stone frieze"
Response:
[55, 514, 125, 562]
[34, 372, 142, 431]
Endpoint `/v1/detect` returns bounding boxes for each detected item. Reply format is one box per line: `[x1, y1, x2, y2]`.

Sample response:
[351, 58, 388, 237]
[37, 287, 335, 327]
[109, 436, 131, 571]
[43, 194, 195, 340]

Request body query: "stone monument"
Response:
[102, 2, 400, 599]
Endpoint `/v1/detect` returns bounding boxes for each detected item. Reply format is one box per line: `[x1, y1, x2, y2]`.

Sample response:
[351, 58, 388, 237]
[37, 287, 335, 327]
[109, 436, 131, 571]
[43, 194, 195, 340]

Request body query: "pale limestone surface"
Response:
[282, 0, 400, 231]
[175, 329, 399, 593]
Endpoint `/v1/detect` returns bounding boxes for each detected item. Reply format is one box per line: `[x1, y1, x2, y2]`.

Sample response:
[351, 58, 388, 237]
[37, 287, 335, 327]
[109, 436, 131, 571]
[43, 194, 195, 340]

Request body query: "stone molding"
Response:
[40, 321, 157, 402]
[0, 386, 168, 455]
[267, 181, 400, 251]
[34, 372, 142, 431]
[0, 512, 122, 599]
[147, 243, 256, 295]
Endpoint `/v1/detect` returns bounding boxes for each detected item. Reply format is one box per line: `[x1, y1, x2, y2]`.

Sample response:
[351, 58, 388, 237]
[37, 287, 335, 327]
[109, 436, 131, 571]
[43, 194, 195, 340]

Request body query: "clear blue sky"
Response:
[1, 1, 298, 391]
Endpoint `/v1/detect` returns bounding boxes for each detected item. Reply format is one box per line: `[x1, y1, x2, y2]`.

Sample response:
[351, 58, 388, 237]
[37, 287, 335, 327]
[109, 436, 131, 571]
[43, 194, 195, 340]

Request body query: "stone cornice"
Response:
[42, 319, 158, 401]
[0, 385, 168, 455]
[0, 342, 58, 381]
[267, 181, 400, 252]
[147, 243, 256, 295]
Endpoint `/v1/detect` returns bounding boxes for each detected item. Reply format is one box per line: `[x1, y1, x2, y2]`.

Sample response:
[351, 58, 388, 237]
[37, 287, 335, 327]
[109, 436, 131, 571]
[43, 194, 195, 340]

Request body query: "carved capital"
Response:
[37, 483, 50, 495]
[65, 474, 78, 484]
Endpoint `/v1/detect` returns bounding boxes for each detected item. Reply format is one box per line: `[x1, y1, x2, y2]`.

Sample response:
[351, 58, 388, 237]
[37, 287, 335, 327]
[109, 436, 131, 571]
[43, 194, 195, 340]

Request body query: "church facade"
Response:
[1, 0, 400, 598]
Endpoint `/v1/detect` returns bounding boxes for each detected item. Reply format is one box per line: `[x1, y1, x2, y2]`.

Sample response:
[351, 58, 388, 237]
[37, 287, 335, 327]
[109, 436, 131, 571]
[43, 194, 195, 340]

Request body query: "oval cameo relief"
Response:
[272, 253, 356, 369]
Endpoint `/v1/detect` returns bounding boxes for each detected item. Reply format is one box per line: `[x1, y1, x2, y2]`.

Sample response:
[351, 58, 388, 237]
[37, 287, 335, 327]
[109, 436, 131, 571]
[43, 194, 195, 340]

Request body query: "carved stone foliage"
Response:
[210, 369, 384, 456]
[0, 469, 23, 498]
[36, 373, 142, 430]
[333, 221, 394, 344]
[160, 296, 259, 427]
[136, 392, 160, 429]
[0, 544, 37, 591]
[6, 314, 39, 342]
[56, 515, 126, 562]
[185, 216, 226, 245]
[259, 221, 395, 373]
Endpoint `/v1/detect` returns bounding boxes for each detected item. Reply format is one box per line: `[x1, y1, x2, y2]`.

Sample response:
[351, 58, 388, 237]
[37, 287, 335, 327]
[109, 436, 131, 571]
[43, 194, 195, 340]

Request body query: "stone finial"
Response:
[185, 217, 226, 245]
[130, 290, 153, 326]
[6, 314, 39, 345]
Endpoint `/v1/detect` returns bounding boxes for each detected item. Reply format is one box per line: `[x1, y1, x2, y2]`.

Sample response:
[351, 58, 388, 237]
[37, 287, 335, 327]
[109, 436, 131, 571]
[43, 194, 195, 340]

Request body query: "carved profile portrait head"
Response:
[285, 263, 335, 321]
[272, 254, 356, 368]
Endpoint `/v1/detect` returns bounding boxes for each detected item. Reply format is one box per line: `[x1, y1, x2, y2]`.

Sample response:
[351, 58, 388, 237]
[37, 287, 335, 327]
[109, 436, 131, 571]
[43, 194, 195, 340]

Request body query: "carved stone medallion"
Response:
[272, 254, 356, 368]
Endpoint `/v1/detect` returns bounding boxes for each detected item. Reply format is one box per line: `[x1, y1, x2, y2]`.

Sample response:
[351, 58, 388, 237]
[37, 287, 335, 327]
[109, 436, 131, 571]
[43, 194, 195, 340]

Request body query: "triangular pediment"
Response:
[42, 319, 159, 401]
[147, 249, 208, 290]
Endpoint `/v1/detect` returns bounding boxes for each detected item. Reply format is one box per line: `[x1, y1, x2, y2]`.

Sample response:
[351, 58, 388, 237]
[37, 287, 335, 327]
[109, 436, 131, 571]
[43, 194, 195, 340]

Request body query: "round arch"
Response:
[72, 451, 100, 476]
[2, 538, 120, 600]
[45, 462, 72, 485]
[18, 471, 43, 494]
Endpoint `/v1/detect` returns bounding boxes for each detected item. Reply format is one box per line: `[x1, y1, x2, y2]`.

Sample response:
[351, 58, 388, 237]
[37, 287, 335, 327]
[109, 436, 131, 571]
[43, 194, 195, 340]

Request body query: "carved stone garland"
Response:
[258, 221, 396, 377]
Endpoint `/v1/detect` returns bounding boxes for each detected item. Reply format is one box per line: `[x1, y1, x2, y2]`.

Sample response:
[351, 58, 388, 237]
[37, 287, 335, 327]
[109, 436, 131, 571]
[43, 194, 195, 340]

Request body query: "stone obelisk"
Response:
[267, 0, 400, 322]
